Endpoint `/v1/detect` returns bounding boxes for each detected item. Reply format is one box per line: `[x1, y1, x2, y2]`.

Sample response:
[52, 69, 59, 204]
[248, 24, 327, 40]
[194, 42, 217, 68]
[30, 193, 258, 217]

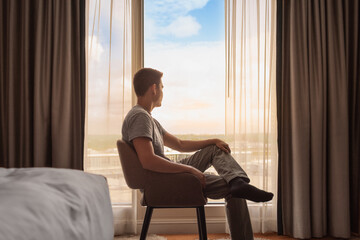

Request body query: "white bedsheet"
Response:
[0, 168, 114, 240]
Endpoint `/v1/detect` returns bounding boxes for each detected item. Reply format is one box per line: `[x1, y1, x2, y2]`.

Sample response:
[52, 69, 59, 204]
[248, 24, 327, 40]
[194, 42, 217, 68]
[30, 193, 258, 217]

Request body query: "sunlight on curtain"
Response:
[225, 0, 277, 233]
[85, 0, 135, 234]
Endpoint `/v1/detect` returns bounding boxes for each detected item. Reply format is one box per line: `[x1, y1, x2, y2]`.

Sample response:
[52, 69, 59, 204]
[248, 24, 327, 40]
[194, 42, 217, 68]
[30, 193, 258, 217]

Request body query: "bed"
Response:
[0, 167, 114, 240]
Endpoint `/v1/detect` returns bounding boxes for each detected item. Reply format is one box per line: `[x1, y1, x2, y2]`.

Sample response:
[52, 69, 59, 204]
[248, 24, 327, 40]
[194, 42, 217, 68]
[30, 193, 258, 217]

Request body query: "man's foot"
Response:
[229, 177, 274, 202]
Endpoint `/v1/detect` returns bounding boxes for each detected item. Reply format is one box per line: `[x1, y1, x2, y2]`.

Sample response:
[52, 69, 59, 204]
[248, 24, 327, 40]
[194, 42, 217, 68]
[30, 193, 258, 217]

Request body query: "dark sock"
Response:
[229, 177, 274, 202]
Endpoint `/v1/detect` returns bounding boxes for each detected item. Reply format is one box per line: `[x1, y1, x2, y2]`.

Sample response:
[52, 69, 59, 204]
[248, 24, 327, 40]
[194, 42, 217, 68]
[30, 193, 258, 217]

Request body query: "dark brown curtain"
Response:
[277, 0, 360, 238]
[0, 0, 85, 169]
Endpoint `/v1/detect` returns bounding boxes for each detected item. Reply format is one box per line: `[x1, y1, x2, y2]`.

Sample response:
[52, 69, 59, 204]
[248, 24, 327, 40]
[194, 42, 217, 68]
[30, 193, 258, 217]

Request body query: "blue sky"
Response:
[145, 0, 225, 43]
[190, 0, 225, 42]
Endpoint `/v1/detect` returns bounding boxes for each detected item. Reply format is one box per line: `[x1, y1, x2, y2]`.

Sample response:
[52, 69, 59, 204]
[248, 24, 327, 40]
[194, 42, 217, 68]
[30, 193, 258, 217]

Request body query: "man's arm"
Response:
[163, 131, 231, 153]
[132, 137, 206, 187]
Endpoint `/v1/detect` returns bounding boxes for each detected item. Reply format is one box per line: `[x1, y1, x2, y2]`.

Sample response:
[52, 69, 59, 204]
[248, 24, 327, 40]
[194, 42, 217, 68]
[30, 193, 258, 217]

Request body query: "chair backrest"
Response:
[117, 139, 147, 190]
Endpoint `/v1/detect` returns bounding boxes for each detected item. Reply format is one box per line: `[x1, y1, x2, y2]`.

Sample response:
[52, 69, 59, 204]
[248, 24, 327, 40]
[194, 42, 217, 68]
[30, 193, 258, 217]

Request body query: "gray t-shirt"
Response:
[122, 105, 168, 159]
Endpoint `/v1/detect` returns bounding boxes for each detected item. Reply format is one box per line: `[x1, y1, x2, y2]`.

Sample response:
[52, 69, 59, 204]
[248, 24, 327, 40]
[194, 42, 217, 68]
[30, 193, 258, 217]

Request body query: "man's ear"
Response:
[151, 84, 157, 95]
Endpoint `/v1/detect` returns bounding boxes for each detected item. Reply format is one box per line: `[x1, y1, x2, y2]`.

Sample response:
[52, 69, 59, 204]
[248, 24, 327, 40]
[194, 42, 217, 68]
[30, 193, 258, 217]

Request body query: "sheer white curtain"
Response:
[85, 0, 137, 235]
[225, 0, 277, 233]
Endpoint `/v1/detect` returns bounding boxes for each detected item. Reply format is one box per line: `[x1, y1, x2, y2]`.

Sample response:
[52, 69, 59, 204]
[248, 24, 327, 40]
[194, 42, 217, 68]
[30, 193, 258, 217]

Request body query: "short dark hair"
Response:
[133, 68, 163, 97]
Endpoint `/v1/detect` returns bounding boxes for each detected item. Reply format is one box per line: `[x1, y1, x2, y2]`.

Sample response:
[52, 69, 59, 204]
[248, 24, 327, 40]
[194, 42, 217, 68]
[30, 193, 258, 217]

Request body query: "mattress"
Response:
[0, 167, 114, 240]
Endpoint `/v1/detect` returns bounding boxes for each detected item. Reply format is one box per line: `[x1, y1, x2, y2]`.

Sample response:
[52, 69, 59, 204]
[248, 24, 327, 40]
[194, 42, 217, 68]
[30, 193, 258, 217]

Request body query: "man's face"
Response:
[154, 79, 164, 107]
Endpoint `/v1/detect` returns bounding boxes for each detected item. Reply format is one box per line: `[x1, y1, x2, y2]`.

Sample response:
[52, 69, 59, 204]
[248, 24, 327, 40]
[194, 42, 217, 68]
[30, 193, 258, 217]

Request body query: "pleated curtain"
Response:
[0, 0, 86, 169]
[277, 0, 360, 238]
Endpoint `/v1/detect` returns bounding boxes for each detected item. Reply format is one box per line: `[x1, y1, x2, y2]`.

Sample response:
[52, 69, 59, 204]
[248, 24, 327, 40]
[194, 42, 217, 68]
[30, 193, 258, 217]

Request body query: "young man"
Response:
[122, 68, 273, 240]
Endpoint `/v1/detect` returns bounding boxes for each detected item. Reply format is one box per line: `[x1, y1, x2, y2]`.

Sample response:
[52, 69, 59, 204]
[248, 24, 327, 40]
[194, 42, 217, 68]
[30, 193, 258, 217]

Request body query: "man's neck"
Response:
[137, 99, 153, 114]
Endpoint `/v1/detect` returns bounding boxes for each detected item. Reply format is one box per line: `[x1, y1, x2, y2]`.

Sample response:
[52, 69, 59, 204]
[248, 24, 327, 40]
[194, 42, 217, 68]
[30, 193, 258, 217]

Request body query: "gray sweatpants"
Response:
[179, 145, 254, 240]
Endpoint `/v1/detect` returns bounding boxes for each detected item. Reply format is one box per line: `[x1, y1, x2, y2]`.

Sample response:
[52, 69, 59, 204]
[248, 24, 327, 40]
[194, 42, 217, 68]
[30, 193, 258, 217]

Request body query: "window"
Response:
[144, 0, 226, 203]
[85, 3, 277, 225]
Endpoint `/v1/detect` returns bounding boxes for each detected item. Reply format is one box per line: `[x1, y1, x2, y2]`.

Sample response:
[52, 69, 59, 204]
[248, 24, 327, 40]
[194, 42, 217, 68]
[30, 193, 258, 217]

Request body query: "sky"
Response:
[144, 0, 224, 42]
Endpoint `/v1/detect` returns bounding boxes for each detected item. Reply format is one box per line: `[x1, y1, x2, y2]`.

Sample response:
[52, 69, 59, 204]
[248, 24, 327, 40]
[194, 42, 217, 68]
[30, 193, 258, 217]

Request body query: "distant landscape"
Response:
[87, 133, 270, 151]
[86, 133, 275, 204]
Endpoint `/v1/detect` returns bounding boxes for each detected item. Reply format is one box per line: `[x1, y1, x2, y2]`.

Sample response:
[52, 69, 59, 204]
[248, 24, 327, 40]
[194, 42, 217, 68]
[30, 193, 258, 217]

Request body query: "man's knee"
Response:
[202, 145, 220, 155]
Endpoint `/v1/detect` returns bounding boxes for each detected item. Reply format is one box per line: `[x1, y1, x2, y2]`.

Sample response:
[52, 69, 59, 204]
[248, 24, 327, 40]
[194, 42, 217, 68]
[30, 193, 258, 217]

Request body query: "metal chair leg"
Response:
[196, 206, 207, 240]
[196, 207, 203, 240]
[140, 207, 153, 240]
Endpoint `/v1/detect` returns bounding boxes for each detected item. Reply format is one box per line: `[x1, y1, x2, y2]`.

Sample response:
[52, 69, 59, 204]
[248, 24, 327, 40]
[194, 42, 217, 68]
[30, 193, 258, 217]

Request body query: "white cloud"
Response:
[163, 15, 201, 38]
[146, 41, 226, 134]
[145, 0, 209, 39]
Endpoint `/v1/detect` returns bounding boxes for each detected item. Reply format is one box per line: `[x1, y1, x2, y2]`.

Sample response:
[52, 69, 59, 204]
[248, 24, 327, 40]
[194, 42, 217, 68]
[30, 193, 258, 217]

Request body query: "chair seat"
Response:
[140, 171, 207, 207]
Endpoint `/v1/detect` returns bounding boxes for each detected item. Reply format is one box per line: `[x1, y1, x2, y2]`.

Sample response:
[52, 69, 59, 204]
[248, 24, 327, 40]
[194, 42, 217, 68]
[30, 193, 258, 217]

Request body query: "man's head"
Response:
[133, 68, 164, 107]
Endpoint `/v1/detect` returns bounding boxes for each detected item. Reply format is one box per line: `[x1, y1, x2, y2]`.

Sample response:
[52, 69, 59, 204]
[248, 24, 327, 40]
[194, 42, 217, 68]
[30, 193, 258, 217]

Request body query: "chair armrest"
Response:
[142, 171, 207, 207]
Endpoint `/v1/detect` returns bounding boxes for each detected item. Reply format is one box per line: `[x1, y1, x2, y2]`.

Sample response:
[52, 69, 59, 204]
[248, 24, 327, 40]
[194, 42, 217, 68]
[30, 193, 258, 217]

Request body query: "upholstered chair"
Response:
[117, 140, 208, 240]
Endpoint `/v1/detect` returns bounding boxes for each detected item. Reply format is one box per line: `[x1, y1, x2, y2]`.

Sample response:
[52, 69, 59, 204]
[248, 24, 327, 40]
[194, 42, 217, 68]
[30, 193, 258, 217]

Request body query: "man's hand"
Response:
[189, 167, 206, 189]
[215, 139, 231, 153]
